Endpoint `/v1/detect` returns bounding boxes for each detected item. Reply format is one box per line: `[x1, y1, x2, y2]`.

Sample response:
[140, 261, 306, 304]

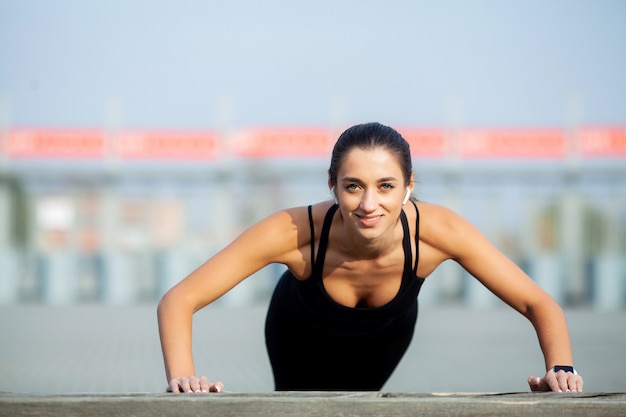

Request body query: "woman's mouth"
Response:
[356, 214, 383, 227]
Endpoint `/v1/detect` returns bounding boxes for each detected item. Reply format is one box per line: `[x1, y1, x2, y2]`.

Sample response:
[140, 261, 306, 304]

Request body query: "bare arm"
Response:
[421, 203, 583, 392]
[157, 208, 306, 393]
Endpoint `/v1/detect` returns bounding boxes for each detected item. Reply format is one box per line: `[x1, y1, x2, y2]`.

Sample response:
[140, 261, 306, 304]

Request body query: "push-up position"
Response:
[158, 122, 583, 393]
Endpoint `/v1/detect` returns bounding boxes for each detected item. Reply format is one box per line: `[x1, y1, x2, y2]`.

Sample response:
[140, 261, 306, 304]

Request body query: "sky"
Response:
[1, 0, 625, 130]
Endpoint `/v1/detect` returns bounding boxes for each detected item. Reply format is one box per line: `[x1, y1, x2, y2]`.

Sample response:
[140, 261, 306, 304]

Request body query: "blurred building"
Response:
[0, 125, 624, 309]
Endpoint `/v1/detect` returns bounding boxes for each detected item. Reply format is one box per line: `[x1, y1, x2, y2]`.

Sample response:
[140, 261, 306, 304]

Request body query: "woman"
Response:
[158, 122, 583, 393]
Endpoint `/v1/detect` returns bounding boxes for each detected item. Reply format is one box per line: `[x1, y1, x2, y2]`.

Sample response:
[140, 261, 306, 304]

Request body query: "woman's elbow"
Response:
[157, 289, 173, 322]
[523, 290, 564, 322]
[157, 286, 191, 321]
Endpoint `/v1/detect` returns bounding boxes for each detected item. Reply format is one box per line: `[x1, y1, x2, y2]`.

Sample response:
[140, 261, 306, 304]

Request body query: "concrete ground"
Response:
[0, 304, 624, 394]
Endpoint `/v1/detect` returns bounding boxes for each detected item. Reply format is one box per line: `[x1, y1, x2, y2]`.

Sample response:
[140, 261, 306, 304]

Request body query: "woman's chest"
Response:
[320, 252, 407, 308]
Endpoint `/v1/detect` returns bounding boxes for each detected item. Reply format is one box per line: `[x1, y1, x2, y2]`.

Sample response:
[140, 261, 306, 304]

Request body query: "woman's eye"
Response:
[345, 184, 359, 190]
[381, 183, 394, 190]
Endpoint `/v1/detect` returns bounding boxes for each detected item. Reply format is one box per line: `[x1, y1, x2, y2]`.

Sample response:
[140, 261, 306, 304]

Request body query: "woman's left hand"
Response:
[528, 369, 583, 392]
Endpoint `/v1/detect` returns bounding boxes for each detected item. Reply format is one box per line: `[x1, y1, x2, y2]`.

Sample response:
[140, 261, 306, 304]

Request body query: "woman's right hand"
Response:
[166, 376, 224, 393]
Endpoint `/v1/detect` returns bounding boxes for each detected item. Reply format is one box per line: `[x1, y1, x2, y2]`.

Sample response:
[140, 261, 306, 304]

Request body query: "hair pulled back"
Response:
[328, 122, 413, 186]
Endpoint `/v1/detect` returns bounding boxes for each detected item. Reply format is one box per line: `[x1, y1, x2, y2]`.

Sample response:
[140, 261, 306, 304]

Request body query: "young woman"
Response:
[158, 122, 584, 393]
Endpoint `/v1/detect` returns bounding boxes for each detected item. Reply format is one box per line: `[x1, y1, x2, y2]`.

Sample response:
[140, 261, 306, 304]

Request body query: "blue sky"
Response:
[1, 0, 625, 129]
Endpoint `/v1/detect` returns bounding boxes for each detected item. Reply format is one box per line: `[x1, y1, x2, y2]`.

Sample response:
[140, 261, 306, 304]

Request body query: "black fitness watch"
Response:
[552, 365, 577, 375]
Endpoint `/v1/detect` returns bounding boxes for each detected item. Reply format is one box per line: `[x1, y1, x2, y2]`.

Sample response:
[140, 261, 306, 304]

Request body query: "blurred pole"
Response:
[559, 189, 584, 304]
[101, 250, 135, 304]
[35, 194, 79, 304]
[0, 98, 13, 302]
[592, 195, 625, 310]
[99, 186, 137, 304]
[40, 250, 77, 305]
[0, 95, 9, 172]
[528, 254, 566, 305]
[0, 164, 18, 303]
[101, 97, 137, 304]
[562, 97, 586, 303]
[0, 183, 10, 248]
[0, 248, 20, 304]
[592, 254, 625, 311]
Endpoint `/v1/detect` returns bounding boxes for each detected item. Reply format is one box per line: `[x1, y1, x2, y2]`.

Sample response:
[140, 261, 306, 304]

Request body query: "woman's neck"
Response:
[335, 214, 402, 260]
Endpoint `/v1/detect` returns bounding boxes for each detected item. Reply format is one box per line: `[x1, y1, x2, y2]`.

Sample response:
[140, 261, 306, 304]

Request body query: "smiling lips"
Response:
[355, 214, 384, 227]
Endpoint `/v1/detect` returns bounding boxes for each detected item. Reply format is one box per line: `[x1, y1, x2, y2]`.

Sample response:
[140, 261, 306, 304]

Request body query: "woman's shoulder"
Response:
[255, 201, 335, 243]
[414, 200, 488, 258]
[414, 200, 461, 222]
[413, 200, 473, 241]
[271, 201, 335, 225]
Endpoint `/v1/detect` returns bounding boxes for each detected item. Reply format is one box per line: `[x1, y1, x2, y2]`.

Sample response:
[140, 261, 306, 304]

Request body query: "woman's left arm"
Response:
[435, 205, 584, 392]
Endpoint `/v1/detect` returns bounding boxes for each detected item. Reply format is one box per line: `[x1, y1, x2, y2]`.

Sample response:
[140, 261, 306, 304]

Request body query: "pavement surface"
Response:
[0, 304, 624, 394]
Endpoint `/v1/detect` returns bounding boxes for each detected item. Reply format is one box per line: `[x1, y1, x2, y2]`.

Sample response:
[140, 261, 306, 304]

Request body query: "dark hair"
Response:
[328, 122, 413, 186]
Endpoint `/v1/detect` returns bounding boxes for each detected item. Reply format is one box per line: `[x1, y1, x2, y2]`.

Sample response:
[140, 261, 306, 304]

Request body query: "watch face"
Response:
[553, 366, 576, 375]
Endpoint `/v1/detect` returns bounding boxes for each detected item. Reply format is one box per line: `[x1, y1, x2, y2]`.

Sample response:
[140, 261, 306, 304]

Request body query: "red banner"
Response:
[579, 127, 626, 156]
[459, 128, 566, 158]
[117, 130, 218, 159]
[3, 126, 625, 161]
[7, 128, 105, 158]
[230, 127, 334, 158]
[398, 128, 447, 157]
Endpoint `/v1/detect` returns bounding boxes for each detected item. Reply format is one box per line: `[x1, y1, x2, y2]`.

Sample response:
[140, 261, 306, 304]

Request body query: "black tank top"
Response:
[265, 202, 425, 390]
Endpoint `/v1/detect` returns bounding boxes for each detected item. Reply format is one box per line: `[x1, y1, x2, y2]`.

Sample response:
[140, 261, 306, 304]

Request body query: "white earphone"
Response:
[402, 187, 411, 205]
[330, 186, 338, 204]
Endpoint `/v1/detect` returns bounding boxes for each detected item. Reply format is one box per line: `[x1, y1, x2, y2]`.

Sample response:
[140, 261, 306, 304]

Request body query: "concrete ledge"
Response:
[1, 392, 625, 417]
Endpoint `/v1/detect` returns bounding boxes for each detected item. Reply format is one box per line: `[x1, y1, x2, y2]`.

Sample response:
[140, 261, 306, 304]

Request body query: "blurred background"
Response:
[1, 0, 624, 309]
[1, 0, 625, 395]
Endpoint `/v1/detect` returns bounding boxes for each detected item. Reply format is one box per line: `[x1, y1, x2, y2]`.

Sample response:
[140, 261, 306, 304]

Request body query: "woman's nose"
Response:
[360, 189, 378, 212]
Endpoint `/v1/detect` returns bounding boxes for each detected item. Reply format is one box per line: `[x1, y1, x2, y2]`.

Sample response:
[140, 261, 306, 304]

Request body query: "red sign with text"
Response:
[398, 128, 447, 157]
[459, 128, 567, 158]
[3, 126, 625, 161]
[117, 130, 218, 159]
[579, 127, 626, 156]
[231, 128, 334, 158]
[7, 128, 105, 158]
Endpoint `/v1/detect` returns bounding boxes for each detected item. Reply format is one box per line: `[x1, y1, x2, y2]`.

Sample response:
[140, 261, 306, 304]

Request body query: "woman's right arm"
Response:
[157, 207, 308, 393]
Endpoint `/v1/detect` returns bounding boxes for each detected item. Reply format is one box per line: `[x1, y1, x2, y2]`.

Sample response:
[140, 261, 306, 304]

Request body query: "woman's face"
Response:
[332, 146, 412, 238]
